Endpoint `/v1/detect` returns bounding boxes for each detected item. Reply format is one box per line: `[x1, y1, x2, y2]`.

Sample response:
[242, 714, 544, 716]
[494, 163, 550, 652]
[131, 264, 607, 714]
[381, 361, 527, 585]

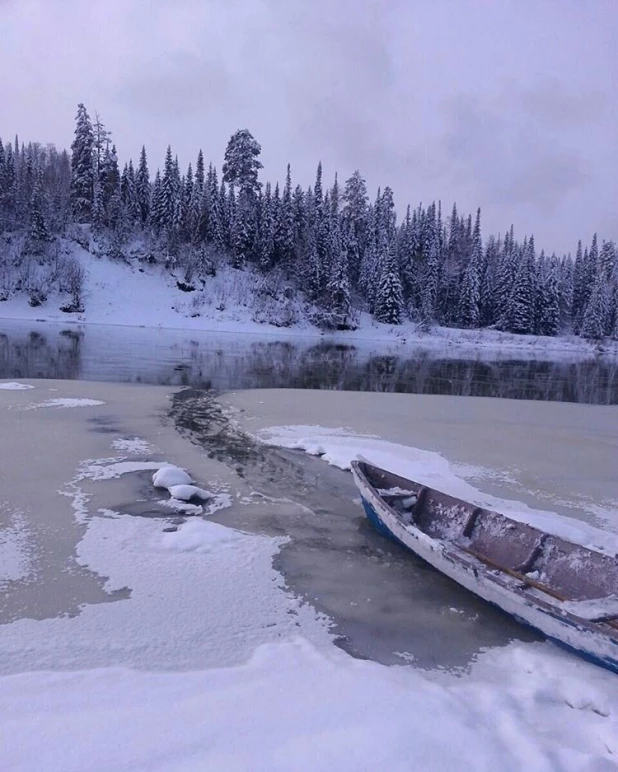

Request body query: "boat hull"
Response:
[354, 465, 618, 676]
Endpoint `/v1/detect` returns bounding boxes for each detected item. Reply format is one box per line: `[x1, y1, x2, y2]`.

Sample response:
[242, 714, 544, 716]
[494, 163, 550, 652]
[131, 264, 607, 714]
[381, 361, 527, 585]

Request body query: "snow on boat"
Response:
[351, 460, 618, 675]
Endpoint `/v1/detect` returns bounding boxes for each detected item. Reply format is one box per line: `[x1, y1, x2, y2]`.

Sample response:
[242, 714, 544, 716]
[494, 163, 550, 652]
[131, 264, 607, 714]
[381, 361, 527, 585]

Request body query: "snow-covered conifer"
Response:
[70, 103, 94, 221]
[222, 129, 262, 197]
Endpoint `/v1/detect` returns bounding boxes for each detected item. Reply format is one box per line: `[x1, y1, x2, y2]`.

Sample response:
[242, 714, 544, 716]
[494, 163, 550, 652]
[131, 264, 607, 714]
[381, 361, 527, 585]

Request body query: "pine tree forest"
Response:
[1, 103, 617, 340]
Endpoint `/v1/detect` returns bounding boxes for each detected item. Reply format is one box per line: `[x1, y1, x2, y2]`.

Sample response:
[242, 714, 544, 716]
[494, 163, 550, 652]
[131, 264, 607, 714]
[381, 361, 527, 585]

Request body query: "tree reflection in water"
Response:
[1, 324, 616, 404]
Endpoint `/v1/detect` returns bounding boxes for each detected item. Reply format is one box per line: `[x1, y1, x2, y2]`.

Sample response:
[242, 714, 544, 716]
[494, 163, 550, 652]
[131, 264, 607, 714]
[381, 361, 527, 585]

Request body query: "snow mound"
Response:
[152, 465, 192, 488]
[79, 460, 164, 482]
[0, 382, 35, 390]
[160, 519, 243, 553]
[111, 437, 155, 454]
[26, 398, 105, 410]
[168, 484, 212, 502]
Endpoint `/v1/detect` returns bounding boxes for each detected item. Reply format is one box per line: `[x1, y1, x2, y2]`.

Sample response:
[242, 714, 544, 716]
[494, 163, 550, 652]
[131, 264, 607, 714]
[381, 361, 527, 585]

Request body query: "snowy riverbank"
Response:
[1, 243, 617, 358]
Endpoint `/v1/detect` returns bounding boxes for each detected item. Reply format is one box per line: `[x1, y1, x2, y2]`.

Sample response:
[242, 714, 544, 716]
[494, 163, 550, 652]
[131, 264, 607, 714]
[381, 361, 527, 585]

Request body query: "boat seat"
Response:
[464, 512, 544, 573]
[535, 537, 618, 601]
[413, 489, 474, 540]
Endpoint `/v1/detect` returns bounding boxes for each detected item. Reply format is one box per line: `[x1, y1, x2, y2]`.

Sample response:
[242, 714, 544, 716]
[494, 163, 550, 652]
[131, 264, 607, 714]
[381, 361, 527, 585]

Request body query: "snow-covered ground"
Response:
[1, 241, 617, 357]
[1, 381, 617, 770]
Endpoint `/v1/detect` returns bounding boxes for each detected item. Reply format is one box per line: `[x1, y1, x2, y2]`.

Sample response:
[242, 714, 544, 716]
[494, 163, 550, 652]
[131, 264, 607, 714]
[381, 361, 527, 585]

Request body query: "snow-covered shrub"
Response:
[309, 305, 360, 331]
[252, 272, 299, 327]
[195, 244, 218, 279]
[59, 257, 85, 313]
[210, 266, 254, 312]
[21, 262, 54, 307]
[188, 292, 205, 317]
[66, 223, 91, 252]
[0, 234, 24, 300]
[0, 263, 17, 300]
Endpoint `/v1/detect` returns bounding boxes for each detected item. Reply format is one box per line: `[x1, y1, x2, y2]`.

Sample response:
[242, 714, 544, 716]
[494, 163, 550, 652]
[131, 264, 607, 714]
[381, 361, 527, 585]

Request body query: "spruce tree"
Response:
[70, 103, 94, 221]
[611, 288, 618, 340]
[191, 151, 205, 241]
[257, 182, 275, 271]
[494, 227, 518, 328]
[599, 240, 616, 280]
[101, 144, 120, 227]
[536, 256, 560, 336]
[397, 205, 416, 310]
[439, 203, 463, 325]
[479, 235, 500, 326]
[149, 170, 164, 232]
[341, 170, 368, 285]
[419, 206, 441, 328]
[558, 255, 574, 332]
[120, 159, 138, 223]
[28, 168, 50, 246]
[291, 184, 306, 261]
[580, 275, 609, 340]
[374, 247, 404, 325]
[182, 163, 194, 238]
[503, 239, 536, 335]
[458, 208, 482, 327]
[136, 146, 151, 225]
[160, 146, 179, 232]
[576, 236, 598, 332]
[274, 163, 294, 267]
[326, 247, 352, 328]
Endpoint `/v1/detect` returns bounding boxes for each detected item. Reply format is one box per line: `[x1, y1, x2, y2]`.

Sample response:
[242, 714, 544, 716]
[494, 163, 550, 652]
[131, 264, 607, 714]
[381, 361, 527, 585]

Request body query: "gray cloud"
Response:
[509, 78, 607, 128]
[441, 91, 590, 213]
[0, 0, 616, 252]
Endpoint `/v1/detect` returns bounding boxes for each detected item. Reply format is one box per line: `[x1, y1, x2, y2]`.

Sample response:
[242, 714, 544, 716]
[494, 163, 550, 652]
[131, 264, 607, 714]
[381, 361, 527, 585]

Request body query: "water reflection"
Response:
[1, 321, 617, 404]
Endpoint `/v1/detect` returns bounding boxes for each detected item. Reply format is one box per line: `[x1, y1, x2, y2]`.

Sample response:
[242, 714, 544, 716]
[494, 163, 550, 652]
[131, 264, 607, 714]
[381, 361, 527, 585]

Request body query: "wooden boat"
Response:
[351, 460, 618, 675]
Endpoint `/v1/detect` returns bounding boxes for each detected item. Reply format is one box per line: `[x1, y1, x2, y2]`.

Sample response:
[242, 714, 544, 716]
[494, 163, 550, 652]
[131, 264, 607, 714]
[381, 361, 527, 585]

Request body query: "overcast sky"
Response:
[1, 0, 616, 253]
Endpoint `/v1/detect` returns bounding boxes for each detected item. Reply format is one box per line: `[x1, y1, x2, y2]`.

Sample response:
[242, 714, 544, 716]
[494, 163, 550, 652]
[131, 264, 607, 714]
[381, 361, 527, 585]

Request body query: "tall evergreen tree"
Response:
[479, 235, 500, 326]
[120, 159, 138, 223]
[419, 205, 440, 328]
[159, 146, 180, 233]
[190, 151, 205, 241]
[149, 170, 164, 232]
[536, 255, 560, 336]
[257, 182, 275, 271]
[274, 163, 294, 268]
[458, 208, 482, 328]
[341, 170, 368, 285]
[136, 146, 151, 225]
[374, 247, 404, 325]
[503, 238, 536, 334]
[325, 247, 352, 328]
[70, 103, 94, 221]
[558, 255, 574, 332]
[575, 236, 598, 331]
[222, 129, 262, 197]
[580, 275, 609, 340]
[28, 168, 50, 246]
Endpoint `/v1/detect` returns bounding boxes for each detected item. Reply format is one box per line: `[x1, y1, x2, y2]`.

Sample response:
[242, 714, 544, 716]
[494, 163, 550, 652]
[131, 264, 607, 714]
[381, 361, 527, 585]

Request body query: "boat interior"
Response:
[357, 461, 618, 625]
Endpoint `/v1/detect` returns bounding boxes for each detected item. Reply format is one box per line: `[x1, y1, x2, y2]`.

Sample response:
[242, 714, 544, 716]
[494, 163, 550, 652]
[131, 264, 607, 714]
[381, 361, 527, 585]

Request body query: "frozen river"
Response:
[1, 379, 616, 671]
